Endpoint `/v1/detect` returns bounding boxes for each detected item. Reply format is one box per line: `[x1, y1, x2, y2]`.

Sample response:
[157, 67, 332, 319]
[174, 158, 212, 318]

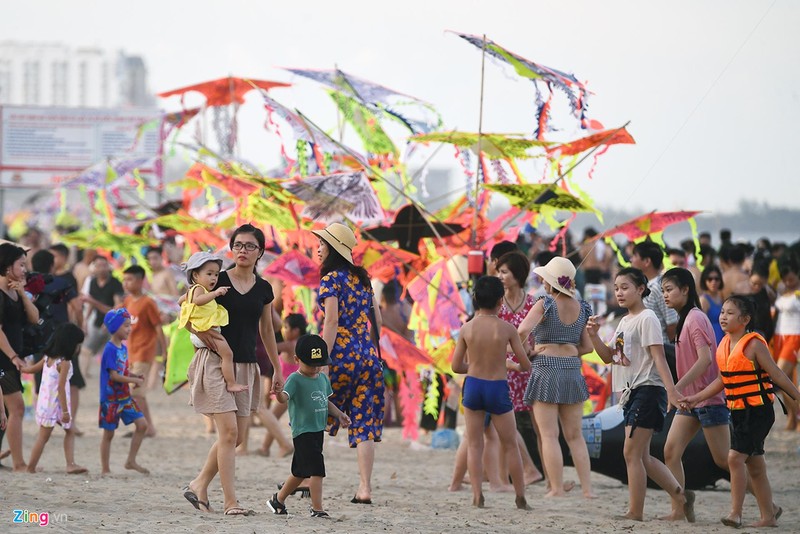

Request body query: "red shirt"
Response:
[123, 294, 161, 364]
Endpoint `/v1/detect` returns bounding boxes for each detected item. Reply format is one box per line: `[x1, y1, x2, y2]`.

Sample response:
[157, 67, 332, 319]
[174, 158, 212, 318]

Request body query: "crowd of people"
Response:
[1, 222, 799, 526]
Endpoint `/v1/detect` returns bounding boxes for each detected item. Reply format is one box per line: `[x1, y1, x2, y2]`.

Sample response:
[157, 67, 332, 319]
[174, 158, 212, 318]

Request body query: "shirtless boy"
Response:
[451, 276, 531, 510]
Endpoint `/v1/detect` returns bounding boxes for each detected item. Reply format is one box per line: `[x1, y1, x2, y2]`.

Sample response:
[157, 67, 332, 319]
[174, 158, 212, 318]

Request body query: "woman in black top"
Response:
[184, 224, 283, 516]
[0, 243, 39, 470]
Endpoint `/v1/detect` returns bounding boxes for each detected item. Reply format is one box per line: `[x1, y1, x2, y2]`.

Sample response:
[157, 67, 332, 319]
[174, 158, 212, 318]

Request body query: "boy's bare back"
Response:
[459, 317, 527, 381]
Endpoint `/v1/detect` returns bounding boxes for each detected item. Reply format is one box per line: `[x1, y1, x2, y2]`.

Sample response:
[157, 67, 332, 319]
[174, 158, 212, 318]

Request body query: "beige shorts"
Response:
[129, 361, 151, 397]
[187, 348, 237, 415]
[233, 362, 261, 418]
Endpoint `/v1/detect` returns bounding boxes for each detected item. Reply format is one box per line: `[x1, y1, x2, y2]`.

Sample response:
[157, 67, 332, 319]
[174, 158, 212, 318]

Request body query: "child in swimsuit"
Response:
[179, 251, 246, 394]
[451, 276, 531, 511]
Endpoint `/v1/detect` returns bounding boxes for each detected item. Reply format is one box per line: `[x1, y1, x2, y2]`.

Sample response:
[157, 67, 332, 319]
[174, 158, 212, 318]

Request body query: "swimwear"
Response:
[462, 376, 513, 415]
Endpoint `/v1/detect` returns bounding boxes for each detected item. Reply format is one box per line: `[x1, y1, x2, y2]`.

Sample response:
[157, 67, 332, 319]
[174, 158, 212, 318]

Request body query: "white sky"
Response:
[2, 0, 798, 215]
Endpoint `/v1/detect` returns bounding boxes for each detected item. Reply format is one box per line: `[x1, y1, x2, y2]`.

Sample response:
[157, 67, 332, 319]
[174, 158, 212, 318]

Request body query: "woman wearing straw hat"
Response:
[517, 256, 596, 498]
[314, 222, 384, 504]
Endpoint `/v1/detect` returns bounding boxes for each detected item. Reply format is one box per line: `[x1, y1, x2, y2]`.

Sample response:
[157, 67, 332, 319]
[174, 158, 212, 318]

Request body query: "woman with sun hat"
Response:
[517, 256, 595, 498]
[313, 222, 384, 504]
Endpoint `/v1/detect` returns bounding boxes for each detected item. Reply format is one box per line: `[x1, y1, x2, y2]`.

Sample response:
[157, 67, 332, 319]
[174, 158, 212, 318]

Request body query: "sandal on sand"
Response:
[278, 482, 310, 498]
[224, 507, 255, 516]
[351, 496, 372, 504]
[683, 489, 696, 523]
[183, 486, 210, 512]
[720, 516, 742, 528]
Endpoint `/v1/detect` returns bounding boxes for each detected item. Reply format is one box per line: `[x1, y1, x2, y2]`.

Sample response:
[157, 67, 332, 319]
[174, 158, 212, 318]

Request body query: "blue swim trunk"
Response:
[677, 404, 730, 428]
[462, 376, 513, 415]
[99, 400, 143, 431]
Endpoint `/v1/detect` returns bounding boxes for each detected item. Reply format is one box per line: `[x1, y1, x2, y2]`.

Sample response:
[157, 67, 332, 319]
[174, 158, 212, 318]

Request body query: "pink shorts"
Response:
[280, 359, 299, 377]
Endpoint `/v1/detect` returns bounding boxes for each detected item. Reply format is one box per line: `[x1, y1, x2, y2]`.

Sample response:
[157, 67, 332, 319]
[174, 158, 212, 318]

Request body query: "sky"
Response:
[2, 0, 798, 217]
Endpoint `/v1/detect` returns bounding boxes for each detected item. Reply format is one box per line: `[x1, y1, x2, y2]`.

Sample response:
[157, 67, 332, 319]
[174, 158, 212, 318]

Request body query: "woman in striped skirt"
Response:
[517, 257, 595, 498]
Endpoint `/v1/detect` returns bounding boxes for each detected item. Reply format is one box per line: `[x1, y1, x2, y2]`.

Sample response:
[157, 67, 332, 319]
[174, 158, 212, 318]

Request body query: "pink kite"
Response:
[262, 249, 319, 288]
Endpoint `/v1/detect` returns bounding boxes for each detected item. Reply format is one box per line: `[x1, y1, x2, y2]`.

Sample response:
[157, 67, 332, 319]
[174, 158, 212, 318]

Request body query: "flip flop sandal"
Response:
[183, 486, 210, 512]
[224, 507, 256, 516]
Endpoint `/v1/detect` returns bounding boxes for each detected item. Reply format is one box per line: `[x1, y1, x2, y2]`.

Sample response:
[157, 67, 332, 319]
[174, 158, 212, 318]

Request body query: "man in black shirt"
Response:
[79, 255, 124, 377]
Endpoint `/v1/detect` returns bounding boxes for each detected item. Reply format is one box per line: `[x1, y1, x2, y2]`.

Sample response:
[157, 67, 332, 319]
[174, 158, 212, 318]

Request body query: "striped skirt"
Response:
[523, 355, 589, 405]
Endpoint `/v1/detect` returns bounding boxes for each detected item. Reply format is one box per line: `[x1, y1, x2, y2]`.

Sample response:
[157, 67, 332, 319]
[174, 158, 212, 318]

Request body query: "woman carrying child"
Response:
[587, 267, 693, 522]
[183, 224, 283, 516]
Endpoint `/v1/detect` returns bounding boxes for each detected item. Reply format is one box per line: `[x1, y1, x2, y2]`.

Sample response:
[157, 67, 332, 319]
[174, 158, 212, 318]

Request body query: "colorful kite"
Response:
[158, 76, 290, 107]
[454, 32, 590, 138]
[284, 67, 441, 135]
[597, 211, 703, 241]
[362, 204, 466, 254]
[262, 249, 319, 288]
[282, 171, 384, 225]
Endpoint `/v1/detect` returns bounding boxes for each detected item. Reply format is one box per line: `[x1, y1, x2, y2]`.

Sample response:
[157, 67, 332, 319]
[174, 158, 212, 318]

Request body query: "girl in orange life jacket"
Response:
[681, 295, 800, 528]
[587, 268, 692, 522]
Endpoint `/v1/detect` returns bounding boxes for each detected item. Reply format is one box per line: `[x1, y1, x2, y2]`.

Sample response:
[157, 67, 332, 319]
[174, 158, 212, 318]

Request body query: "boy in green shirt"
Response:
[268, 334, 350, 517]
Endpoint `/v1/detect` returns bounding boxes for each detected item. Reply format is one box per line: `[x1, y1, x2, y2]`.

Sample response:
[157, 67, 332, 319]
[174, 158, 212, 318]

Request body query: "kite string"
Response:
[570, 0, 777, 274]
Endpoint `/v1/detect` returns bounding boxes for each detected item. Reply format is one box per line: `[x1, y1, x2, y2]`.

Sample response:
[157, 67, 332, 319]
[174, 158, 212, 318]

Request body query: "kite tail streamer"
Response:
[491, 159, 509, 184]
[423, 371, 440, 418]
[95, 190, 116, 233]
[133, 169, 146, 198]
[534, 89, 553, 140]
[688, 217, 703, 270]
[605, 237, 629, 268]
[648, 231, 667, 249]
[263, 105, 297, 173]
[548, 212, 577, 255]
[296, 140, 309, 176]
[587, 144, 611, 180]
[399, 372, 420, 441]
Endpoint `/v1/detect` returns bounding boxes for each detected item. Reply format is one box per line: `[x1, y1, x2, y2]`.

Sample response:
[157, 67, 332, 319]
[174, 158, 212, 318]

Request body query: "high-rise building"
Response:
[0, 41, 154, 108]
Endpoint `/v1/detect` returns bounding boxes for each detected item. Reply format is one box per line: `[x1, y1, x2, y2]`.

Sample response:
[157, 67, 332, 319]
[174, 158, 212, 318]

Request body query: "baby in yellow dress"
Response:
[179, 252, 246, 393]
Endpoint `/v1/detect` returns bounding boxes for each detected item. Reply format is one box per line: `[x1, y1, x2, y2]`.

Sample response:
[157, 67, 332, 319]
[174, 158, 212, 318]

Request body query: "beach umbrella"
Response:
[362, 204, 465, 254]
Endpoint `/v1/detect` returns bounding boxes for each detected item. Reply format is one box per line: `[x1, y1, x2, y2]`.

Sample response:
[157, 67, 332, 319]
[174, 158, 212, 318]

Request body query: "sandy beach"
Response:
[6, 375, 799, 533]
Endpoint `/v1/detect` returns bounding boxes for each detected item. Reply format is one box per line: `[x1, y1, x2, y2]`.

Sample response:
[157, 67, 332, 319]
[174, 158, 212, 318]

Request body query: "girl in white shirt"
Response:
[587, 267, 693, 522]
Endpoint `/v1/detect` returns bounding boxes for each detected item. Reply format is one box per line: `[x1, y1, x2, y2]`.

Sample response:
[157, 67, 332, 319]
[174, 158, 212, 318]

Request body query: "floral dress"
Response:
[499, 294, 536, 412]
[319, 269, 385, 447]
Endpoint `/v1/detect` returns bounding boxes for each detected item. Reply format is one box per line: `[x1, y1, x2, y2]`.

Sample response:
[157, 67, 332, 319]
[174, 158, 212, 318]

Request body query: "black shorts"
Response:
[730, 404, 774, 456]
[291, 431, 325, 478]
[622, 385, 666, 435]
[0, 365, 23, 395]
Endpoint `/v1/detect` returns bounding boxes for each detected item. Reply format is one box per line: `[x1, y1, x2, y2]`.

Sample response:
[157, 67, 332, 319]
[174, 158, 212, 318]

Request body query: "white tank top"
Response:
[775, 293, 800, 335]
